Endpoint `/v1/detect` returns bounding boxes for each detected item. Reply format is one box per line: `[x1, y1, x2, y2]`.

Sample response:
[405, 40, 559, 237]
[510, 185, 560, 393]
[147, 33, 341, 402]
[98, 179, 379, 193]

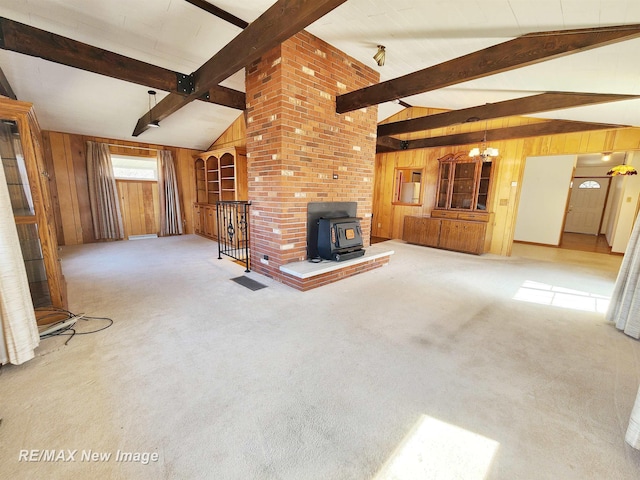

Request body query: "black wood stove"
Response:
[306, 202, 365, 262]
[317, 217, 365, 261]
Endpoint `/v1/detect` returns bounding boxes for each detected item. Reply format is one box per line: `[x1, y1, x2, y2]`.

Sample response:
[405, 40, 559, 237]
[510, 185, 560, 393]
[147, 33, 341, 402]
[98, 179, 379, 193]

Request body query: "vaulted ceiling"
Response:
[1, 0, 640, 152]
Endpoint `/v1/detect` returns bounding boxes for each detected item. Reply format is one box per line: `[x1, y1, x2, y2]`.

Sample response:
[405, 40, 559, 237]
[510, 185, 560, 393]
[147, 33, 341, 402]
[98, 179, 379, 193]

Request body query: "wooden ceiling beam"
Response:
[376, 135, 406, 153]
[377, 92, 639, 137]
[133, 0, 348, 136]
[376, 120, 627, 153]
[184, 0, 248, 29]
[338, 24, 640, 114]
[0, 17, 245, 110]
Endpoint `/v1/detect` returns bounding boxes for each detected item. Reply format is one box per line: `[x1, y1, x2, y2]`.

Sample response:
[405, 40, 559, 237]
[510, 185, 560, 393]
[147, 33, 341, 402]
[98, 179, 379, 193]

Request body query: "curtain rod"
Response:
[106, 143, 159, 152]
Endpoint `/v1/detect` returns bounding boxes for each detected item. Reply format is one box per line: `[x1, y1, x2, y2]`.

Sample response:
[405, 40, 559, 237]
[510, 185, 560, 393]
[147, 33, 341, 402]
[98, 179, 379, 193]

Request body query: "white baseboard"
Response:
[128, 234, 158, 240]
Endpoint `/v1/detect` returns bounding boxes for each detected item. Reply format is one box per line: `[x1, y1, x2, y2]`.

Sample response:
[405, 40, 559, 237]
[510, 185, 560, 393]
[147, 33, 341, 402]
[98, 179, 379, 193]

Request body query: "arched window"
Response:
[578, 180, 601, 189]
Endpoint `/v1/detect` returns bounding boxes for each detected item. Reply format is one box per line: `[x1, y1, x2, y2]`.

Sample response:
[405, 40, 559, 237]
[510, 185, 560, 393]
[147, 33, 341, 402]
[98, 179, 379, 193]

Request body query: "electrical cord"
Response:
[35, 307, 113, 346]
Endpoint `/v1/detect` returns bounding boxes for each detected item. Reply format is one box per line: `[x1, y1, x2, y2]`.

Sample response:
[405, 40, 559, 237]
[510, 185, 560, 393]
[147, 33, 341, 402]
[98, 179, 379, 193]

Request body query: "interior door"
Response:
[564, 178, 609, 234]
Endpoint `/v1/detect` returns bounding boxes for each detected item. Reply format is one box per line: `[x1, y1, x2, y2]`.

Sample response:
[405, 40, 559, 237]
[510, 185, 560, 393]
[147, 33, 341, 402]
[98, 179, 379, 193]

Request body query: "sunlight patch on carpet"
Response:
[373, 415, 499, 480]
[513, 280, 610, 312]
[231, 276, 267, 291]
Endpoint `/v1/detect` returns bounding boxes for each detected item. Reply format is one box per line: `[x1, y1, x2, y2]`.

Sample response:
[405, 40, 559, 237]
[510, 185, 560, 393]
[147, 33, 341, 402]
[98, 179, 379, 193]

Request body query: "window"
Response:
[393, 168, 424, 205]
[578, 180, 601, 189]
[111, 154, 157, 180]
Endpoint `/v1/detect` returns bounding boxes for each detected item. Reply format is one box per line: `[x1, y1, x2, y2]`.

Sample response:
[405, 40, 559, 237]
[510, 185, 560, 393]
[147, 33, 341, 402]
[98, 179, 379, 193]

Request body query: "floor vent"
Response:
[231, 276, 267, 291]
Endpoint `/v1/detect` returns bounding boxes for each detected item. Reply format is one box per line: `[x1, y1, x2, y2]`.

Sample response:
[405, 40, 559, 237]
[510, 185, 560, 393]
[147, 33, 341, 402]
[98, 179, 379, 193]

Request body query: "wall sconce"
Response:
[147, 90, 160, 128]
[373, 45, 385, 66]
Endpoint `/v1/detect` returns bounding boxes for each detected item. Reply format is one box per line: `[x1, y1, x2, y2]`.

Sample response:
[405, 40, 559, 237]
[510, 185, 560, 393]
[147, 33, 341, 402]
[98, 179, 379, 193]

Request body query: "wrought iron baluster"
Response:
[216, 201, 251, 272]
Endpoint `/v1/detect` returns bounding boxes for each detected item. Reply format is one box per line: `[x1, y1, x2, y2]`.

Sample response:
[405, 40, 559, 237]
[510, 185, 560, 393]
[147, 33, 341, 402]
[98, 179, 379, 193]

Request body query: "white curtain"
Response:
[606, 212, 640, 450]
[606, 212, 640, 337]
[157, 150, 183, 236]
[86, 141, 124, 240]
[0, 150, 39, 365]
[626, 389, 640, 449]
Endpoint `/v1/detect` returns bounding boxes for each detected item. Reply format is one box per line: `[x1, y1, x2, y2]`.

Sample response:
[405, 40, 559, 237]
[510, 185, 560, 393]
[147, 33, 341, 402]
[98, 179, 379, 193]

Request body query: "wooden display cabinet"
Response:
[435, 152, 493, 212]
[193, 146, 247, 240]
[0, 97, 66, 310]
[404, 152, 495, 255]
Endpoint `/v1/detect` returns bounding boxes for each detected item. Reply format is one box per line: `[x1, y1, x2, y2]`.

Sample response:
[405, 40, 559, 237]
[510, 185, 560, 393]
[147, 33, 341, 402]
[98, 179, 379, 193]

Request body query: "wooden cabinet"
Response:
[404, 152, 495, 255]
[403, 214, 492, 255]
[0, 98, 66, 310]
[193, 146, 247, 240]
[413, 152, 495, 254]
[435, 152, 493, 212]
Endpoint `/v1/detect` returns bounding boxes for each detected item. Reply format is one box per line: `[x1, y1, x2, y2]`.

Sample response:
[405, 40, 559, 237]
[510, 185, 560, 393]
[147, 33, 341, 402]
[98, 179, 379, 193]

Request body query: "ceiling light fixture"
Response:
[469, 129, 498, 161]
[147, 90, 160, 128]
[602, 152, 612, 161]
[607, 164, 637, 176]
[373, 45, 385, 67]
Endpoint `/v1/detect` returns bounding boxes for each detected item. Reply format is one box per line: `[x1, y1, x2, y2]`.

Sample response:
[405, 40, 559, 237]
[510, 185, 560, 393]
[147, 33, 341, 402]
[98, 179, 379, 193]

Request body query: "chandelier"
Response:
[469, 129, 498, 161]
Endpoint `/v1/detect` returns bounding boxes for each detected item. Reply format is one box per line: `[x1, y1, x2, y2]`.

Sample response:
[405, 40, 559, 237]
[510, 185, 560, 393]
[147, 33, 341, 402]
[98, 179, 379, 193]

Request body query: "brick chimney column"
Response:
[245, 31, 379, 289]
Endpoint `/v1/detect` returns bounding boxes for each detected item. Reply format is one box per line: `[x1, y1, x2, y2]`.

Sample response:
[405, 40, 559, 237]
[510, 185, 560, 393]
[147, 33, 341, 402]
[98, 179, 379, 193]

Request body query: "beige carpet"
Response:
[1, 235, 640, 479]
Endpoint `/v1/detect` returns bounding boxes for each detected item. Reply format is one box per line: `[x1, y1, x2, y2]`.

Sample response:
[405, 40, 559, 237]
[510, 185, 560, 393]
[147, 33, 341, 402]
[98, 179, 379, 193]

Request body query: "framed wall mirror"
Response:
[393, 167, 424, 205]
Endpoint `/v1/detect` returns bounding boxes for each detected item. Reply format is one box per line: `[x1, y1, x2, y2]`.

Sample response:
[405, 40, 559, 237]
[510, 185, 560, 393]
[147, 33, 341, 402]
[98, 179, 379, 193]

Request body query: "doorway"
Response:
[564, 177, 610, 235]
[513, 152, 635, 256]
[561, 176, 612, 254]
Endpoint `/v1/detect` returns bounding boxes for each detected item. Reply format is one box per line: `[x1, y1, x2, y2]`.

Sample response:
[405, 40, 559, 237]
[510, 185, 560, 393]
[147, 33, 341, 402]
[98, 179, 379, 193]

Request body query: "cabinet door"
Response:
[403, 216, 423, 244]
[193, 204, 202, 234]
[435, 162, 451, 208]
[457, 221, 485, 254]
[451, 162, 477, 210]
[421, 219, 441, 247]
[403, 217, 441, 247]
[438, 219, 460, 251]
[439, 219, 486, 254]
[203, 206, 217, 238]
[476, 161, 492, 211]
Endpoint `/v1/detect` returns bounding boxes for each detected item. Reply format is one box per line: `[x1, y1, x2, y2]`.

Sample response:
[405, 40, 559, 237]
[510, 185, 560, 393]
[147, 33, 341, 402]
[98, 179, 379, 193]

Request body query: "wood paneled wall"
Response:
[42, 131, 201, 245]
[374, 108, 640, 256]
[207, 113, 246, 150]
[116, 180, 159, 237]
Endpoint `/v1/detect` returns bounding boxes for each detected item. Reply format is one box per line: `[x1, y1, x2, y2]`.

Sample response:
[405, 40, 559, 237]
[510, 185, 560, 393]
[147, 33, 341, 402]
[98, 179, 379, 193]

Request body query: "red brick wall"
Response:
[281, 256, 391, 292]
[245, 30, 379, 288]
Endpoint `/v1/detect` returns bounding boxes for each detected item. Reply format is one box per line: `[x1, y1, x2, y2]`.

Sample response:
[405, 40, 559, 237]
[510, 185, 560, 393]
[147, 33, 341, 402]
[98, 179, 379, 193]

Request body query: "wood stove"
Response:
[317, 217, 365, 261]
[307, 202, 365, 261]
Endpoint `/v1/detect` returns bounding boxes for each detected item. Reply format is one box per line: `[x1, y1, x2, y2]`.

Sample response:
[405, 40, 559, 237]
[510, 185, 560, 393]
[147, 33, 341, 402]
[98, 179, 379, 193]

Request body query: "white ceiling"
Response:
[1, 0, 640, 151]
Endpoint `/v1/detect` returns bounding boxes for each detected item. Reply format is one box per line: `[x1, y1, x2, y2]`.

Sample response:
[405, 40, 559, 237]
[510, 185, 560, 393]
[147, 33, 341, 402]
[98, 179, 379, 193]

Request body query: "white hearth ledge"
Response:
[279, 243, 394, 279]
